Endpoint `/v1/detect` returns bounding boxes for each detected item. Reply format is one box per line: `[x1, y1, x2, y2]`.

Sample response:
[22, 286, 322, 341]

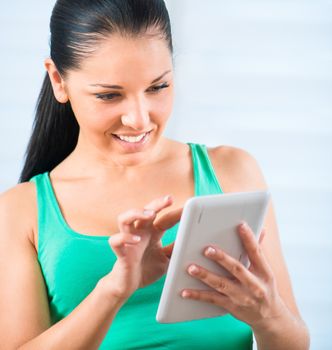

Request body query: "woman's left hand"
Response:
[181, 222, 288, 330]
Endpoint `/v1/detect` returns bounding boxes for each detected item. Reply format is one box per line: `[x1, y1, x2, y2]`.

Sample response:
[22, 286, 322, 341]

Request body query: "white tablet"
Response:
[156, 191, 270, 323]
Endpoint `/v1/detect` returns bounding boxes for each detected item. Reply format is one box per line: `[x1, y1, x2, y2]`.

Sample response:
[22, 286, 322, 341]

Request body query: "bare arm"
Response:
[0, 184, 126, 350]
[18, 279, 124, 350]
[0, 184, 181, 350]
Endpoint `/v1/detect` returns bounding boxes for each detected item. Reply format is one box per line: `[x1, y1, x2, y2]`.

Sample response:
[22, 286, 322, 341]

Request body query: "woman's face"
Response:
[61, 33, 174, 166]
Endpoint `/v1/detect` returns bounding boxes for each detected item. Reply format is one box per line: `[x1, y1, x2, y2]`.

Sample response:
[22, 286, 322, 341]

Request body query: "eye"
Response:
[147, 82, 170, 93]
[95, 92, 121, 101]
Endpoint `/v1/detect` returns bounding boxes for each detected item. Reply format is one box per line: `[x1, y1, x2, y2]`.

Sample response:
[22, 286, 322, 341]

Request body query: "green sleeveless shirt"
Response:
[29, 143, 253, 349]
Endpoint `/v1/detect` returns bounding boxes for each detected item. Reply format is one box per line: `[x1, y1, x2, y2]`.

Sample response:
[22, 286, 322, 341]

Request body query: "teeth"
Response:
[117, 133, 146, 143]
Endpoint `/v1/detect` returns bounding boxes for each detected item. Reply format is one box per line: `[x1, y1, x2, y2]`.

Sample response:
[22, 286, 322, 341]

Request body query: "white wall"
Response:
[1, 1, 331, 349]
[0, 1, 54, 185]
[167, 1, 332, 349]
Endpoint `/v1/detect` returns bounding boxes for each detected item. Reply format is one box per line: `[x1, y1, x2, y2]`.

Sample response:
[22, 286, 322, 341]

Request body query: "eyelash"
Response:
[95, 83, 170, 101]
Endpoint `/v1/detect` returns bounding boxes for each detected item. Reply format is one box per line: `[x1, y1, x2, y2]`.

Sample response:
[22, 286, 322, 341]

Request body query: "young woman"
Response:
[0, 0, 309, 349]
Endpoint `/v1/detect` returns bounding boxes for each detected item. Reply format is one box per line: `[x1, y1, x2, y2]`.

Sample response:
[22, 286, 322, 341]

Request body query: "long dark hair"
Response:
[19, 0, 173, 183]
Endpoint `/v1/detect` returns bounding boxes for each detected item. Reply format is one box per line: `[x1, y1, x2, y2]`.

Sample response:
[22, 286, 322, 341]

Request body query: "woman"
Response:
[0, 0, 309, 349]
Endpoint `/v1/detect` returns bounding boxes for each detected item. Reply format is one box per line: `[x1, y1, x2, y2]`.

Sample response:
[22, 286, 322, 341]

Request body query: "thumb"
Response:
[154, 207, 183, 232]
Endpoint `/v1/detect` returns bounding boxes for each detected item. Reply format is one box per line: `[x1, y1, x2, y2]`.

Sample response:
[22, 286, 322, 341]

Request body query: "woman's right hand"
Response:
[99, 195, 182, 302]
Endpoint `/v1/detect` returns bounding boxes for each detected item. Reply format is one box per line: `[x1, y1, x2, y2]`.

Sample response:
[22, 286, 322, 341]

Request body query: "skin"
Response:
[0, 32, 310, 349]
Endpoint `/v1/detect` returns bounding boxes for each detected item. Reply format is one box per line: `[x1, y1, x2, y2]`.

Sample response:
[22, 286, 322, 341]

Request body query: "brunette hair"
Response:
[19, 0, 173, 182]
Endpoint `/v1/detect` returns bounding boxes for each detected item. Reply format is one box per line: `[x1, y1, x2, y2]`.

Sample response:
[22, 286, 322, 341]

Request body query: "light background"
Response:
[1, 1, 331, 349]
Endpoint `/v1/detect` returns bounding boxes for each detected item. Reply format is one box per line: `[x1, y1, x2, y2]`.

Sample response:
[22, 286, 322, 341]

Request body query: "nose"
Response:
[121, 96, 150, 131]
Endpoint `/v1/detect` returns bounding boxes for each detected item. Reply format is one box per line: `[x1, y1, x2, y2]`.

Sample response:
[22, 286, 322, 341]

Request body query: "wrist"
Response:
[253, 321, 309, 350]
[252, 304, 309, 350]
[95, 276, 128, 309]
[252, 300, 290, 333]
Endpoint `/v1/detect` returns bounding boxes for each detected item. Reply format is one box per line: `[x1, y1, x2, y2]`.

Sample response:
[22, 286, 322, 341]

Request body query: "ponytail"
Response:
[18, 73, 79, 183]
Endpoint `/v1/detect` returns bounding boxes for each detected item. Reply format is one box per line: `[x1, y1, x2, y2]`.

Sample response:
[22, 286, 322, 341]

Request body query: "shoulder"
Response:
[0, 182, 37, 247]
[207, 145, 267, 192]
[0, 181, 36, 212]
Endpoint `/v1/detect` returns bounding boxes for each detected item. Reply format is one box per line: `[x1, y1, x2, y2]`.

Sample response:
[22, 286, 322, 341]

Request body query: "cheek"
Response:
[151, 91, 174, 120]
[74, 102, 120, 133]
[92, 105, 119, 128]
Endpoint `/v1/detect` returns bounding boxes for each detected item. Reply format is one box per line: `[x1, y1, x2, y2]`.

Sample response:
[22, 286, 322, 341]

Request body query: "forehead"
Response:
[69, 34, 173, 84]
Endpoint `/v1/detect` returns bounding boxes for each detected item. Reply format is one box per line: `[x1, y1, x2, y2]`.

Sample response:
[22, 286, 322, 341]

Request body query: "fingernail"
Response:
[164, 195, 172, 202]
[240, 221, 248, 231]
[205, 247, 216, 256]
[143, 209, 155, 217]
[188, 265, 199, 274]
[132, 235, 141, 242]
[181, 290, 191, 298]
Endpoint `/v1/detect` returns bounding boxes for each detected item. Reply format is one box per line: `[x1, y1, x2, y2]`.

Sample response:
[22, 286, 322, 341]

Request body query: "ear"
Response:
[44, 58, 69, 103]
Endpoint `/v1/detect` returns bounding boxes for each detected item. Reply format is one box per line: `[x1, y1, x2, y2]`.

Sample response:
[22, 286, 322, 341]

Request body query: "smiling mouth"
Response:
[111, 130, 152, 144]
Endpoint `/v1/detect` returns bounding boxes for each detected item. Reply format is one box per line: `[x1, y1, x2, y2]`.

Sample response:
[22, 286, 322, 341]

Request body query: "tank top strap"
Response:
[29, 172, 66, 253]
[188, 143, 223, 196]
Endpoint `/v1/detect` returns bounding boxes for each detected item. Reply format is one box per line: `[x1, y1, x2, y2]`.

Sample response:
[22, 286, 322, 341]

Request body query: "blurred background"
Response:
[0, 1, 331, 349]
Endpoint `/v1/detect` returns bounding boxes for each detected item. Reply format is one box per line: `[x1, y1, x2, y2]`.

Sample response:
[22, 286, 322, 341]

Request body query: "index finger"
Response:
[143, 194, 173, 213]
[134, 195, 174, 230]
[118, 209, 156, 234]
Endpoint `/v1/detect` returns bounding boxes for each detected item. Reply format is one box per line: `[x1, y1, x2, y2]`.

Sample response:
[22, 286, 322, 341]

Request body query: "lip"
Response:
[111, 130, 152, 152]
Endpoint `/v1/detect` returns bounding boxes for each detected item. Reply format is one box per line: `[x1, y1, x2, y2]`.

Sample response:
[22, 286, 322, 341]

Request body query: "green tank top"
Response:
[29, 143, 252, 349]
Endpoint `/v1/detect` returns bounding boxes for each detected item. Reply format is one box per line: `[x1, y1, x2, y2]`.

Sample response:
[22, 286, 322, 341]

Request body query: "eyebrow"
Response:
[89, 70, 172, 89]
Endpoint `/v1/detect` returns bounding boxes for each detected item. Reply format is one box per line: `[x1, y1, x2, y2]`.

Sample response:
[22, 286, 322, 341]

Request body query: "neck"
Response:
[59, 134, 174, 180]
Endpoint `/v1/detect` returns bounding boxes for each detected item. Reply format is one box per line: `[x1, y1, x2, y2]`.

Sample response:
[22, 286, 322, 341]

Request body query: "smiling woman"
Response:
[0, 0, 310, 349]
[43, 32, 174, 162]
